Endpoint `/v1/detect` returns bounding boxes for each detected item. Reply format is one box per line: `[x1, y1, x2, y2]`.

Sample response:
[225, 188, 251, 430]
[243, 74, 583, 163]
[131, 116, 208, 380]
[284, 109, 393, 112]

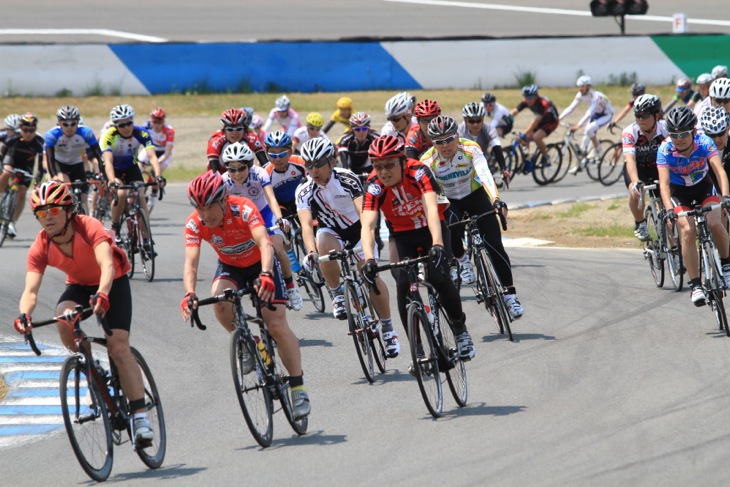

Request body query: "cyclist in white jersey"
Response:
[690, 73, 714, 116]
[481, 92, 514, 138]
[292, 112, 329, 154]
[221, 142, 303, 311]
[262, 95, 301, 138]
[380, 92, 418, 140]
[560, 75, 614, 174]
[295, 138, 398, 356]
[137, 108, 174, 212]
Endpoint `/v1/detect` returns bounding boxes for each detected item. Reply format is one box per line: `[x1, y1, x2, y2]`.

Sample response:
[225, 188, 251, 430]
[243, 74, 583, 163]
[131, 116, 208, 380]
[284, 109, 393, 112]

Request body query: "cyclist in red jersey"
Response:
[405, 99, 440, 160]
[510, 85, 560, 167]
[207, 108, 267, 173]
[181, 171, 311, 420]
[360, 135, 476, 363]
[14, 181, 155, 443]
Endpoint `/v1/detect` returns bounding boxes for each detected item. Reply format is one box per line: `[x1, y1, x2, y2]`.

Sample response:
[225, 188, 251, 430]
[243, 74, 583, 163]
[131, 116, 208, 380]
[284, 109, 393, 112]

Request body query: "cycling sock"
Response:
[380, 318, 393, 333]
[284, 276, 294, 287]
[289, 375, 304, 388]
[722, 257, 730, 267]
[507, 286, 516, 295]
[689, 278, 701, 288]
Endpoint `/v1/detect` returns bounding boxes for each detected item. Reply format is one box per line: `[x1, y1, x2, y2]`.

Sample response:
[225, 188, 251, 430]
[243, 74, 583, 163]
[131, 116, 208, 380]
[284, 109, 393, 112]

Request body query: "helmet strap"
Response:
[50, 213, 75, 242]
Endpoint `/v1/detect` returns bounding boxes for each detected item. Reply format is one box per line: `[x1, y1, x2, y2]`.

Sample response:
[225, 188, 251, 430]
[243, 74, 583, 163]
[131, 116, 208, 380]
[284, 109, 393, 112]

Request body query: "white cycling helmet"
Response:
[3, 114, 22, 130]
[462, 102, 485, 119]
[221, 142, 255, 166]
[710, 78, 730, 99]
[56, 105, 80, 121]
[384, 91, 413, 118]
[275, 95, 291, 112]
[110, 104, 135, 123]
[697, 73, 715, 85]
[700, 105, 730, 136]
[712, 65, 728, 79]
[300, 137, 335, 163]
[576, 75, 592, 87]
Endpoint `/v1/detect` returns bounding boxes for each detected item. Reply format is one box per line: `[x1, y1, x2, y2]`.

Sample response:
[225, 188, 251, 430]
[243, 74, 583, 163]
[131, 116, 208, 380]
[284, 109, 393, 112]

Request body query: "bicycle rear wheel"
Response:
[598, 142, 624, 186]
[407, 302, 442, 418]
[552, 143, 572, 183]
[705, 245, 729, 334]
[269, 337, 308, 435]
[0, 190, 15, 247]
[644, 206, 664, 288]
[298, 271, 326, 313]
[130, 348, 166, 468]
[59, 356, 114, 482]
[137, 211, 155, 282]
[434, 301, 467, 407]
[481, 248, 513, 341]
[230, 328, 273, 447]
[534, 144, 562, 185]
[345, 281, 376, 383]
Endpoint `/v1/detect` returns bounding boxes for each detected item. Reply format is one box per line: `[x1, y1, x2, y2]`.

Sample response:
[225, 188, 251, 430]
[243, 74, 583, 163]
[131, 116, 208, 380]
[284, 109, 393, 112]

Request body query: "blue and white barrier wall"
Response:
[0, 35, 727, 96]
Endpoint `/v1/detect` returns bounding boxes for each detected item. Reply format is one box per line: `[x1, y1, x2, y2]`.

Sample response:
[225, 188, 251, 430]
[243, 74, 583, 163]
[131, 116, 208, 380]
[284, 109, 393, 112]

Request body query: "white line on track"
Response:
[0, 29, 167, 42]
[384, 0, 730, 27]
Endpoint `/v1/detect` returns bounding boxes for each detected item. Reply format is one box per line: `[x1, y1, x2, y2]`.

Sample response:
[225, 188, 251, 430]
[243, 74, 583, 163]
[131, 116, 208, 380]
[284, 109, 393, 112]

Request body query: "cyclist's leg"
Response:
[316, 228, 344, 291]
[0, 165, 12, 193]
[211, 263, 243, 332]
[707, 201, 730, 260]
[12, 183, 29, 222]
[533, 129, 548, 158]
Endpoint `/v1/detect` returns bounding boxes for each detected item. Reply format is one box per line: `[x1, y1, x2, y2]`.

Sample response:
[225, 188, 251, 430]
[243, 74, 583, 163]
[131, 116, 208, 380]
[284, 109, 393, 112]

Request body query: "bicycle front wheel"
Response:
[407, 302, 442, 418]
[299, 272, 326, 313]
[345, 281, 376, 383]
[435, 303, 467, 407]
[230, 328, 273, 447]
[122, 217, 136, 279]
[665, 219, 683, 292]
[131, 348, 166, 468]
[644, 205, 664, 288]
[268, 339, 308, 436]
[137, 211, 155, 282]
[552, 143, 572, 183]
[481, 248, 513, 341]
[59, 356, 114, 482]
[534, 144, 562, 185]
[598, 142, 624, 186]
[0, 190, 15, 247]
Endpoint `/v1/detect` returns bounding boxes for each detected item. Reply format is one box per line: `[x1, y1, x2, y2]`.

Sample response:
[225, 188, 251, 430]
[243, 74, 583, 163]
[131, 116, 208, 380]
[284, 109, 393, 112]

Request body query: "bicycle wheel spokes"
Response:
[345, 282, 375, 383]
[60, 356, 114, 482]
[644, 206, 664, 288]
[408, 303, 442, 418]
[230, 329, 273, 447]
[481, 249, 513, 341]
[130, 348, 166, 468]
[666, 221, 684, 292]
[437, 307, 467, 407]
[535, 144, 562, 185]
[598, 143, 624, 186]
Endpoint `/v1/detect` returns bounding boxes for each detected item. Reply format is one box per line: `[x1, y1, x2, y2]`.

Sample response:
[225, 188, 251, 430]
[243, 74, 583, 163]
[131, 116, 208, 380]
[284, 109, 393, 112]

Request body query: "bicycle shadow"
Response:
[110, 463, 207, 481]
[350, 368, 414, 385]
[237, 430, 348, 450]
[417, 403, 527, 421]
[298, 338, 334, 348]
[480, 333, 556, 343]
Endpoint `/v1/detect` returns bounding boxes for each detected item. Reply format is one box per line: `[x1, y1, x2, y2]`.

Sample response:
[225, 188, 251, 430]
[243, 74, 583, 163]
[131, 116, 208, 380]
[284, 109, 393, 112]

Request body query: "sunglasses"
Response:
[304, 157, 330, 170]
[715, 98, 730, 105]
[116, 121, 133, 128]
[34, 206, 65, 218]
[352, 126, 369, 132]
[466, 118, 483, 124]
[387, 115, 406, 123]
[21, 127, 37, 133]
[708, 132, 728, 139]
[268, 151, 289, 159]
[225, 126, 244, 132]
[151, 118, 164, 123]
[61, 121, 78, 127]
[669, 131, 692, 140]
[306, 125, 321, 131]
[373, 161, 399, 171]
[433, 135, 457, 146]
[227, 164, 250, 173]
[634, 112, 653, 120]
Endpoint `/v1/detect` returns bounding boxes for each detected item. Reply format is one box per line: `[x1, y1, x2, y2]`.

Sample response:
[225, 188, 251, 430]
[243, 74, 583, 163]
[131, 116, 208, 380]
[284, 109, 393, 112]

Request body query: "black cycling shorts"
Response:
[57, 275, 132, 332]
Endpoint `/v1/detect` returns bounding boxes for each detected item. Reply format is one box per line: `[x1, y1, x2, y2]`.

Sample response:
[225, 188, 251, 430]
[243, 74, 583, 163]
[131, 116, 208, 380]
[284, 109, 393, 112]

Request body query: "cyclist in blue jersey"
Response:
[657, 107, 730, 306]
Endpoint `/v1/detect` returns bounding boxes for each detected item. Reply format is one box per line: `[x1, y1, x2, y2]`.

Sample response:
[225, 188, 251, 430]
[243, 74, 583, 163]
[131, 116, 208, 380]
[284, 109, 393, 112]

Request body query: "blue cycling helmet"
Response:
[265, 130, 292, 148]
[521, 84, 539, 97]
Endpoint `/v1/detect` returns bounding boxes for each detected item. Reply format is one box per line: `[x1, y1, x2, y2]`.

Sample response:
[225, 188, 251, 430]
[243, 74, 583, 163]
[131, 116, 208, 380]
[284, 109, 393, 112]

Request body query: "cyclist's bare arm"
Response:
[422, 191, 444, 247]
[657, 166, 673, 211]
[145, 146, 162, 179]
[625, 153, 641, 195]
[361, 209, 379, 261]
[102, 152, 116, 184]
[18, 271, 43, 317]
[93, 241, 115, 308]
[181, 245, 201, 320]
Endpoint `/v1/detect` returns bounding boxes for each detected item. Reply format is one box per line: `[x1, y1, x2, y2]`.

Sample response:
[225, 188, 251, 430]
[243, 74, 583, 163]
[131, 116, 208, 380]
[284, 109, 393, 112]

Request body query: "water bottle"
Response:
[255, 336, 271, 366]
[286, 248, 302, 273]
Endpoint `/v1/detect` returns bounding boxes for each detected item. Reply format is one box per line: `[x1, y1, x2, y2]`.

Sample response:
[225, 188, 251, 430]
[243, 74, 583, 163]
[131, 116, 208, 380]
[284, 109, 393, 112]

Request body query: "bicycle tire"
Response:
[552, 142, 573, 183]
[704, 243, 728, 334]
[137, 210, 155, 282]
[0, 190, 15, 247]
[345, 281, 376, 383]
[503, 146, 519, 175]
[583, 139, 612, 182]
[598, 142, 624, 186]
[644, 206, 664, 288]
[59, 356, 114, 482]
[299, 272, 326, 313]
[407, 302, 442, 418]
[534, 144, 562, 185]
[230, 328, 273, 447]
[359, 281, 387, 373]
[130, 348, 166, 468]
[472, 247, 499, 331]
[665, 218, 683, 291]
[123, 217, 136, 279]
[482, 248, 514, 341]
[434, 299, 467, 407]
[269, 337, 308, 435]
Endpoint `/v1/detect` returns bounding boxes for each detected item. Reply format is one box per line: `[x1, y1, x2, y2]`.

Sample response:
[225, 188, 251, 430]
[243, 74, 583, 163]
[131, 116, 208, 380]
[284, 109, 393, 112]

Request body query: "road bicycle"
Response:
[451, 210, 514, 341]
[677, 203, 730, 336]
[503, 132, 562, 186]
[87, 173, 113, 223]
[22, 305, 166, 482]
[376, 255, 467, 418]
[637, 181, 683, 291]
[286, 213, 326, 313]
[554, 123, 613, 183]
[114, 181, 162, 282]
[596, 141, 624, 186]
[190, 287, 308, 447]
[319, 247, 387, 383]
[0, 167, 34, 246]
[63, 176, 104, 216]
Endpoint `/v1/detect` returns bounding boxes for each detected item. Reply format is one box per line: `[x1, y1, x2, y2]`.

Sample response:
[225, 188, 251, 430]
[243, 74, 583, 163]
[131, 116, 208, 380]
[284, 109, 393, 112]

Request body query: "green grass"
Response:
[558, 203, 596, 218]
[571, 224, 635, 238]
[607, 203, 620, 211]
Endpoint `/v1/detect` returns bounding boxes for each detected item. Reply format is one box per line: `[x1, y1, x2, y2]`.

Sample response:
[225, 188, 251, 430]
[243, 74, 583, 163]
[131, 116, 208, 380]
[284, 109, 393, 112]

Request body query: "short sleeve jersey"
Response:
[263, 108, 301, 137]
[206, 130, 264, 173]
[657, 134, 719, 187]
[336, 129, 380, 174]
[362, 159, 447, 233]
[27, 215, 130, 285]
[141, 122, 175, 152]
[3, 134, 44, 171]
[295, 168, 362, 231]
[44, 126, 100, 165]
[100, 126, 153, 170]
[184, 195, 265, 268]
[515, 96, 559, 124]
[486, 102, 513, 129]
[405, 126, 433, 159]
[457, 122, 501, 154]
[264, 156, 307, 206]
[222, 165, 271, 212]
[622, 120, 669, 170]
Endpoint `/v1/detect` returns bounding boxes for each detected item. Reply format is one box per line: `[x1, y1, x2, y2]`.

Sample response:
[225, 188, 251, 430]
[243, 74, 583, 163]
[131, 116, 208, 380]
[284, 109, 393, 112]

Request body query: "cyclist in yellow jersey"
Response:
[322, 97, 354, 134]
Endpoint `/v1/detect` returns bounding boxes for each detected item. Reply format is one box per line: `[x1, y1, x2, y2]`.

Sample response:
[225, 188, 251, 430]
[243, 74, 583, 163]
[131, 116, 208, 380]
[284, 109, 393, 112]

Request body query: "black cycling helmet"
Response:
[633, 94, 661, 115]
[630, 82, 646, 97]
[665, 106, 697, 133]
[481, 92, 496, 103]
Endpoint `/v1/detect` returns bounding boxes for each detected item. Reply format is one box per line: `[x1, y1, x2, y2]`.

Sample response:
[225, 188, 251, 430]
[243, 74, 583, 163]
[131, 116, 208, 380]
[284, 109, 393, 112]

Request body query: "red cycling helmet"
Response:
[30, 181, 74, 211]
[368, 135, 405, 161]
[414, 99, 441, 119]
[150, 107, 166, 119]
[220, 108, 246, 127]
[187, 171, 227, 208]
